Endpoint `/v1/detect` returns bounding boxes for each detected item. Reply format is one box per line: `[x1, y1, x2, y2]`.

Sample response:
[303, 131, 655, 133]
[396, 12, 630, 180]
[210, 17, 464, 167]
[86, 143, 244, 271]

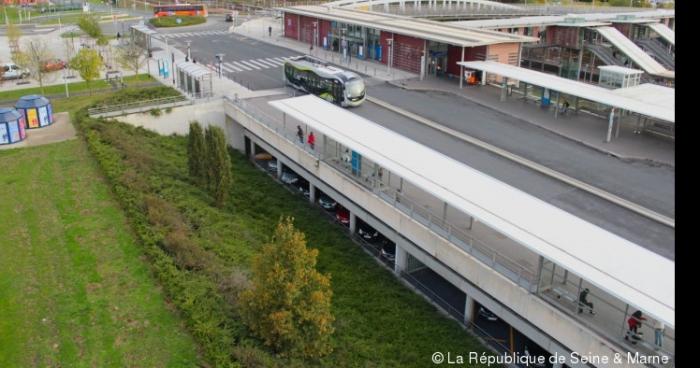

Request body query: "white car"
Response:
[1, 63, 30, 80]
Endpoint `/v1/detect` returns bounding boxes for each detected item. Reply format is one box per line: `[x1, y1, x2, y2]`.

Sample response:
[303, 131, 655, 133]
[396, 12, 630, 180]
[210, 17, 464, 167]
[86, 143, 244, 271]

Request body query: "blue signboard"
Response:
[541, 88, 551, 107]
[351, 150, 361, 176]
[375, 44, 382, 61]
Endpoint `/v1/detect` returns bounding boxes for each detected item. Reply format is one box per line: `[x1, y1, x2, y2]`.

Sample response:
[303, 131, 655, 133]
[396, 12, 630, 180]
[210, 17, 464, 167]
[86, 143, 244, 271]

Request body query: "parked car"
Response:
[280, 171, 298, 185]
[294, 178, 310, 199]
[380, 242, 396, 263]
[335, 205, 349, 226]
[477, 306, 499, 322]
[266, 159, 278, 173]
[357, 223, 379, 242]
[318, 194, 337, 211]
[225, 13, 234, 22]
[41, 58, 66, 72]
[1, 63, 30, 80]
[254, 152, 273, 161]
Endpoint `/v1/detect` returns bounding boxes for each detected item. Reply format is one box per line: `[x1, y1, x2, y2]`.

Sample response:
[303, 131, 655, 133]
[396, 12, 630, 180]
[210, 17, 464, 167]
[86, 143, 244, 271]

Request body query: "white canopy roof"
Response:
[647, 22, 675, 46]
[175, 61, 211, 78]
[594, 26, 673, 78]
[598, 65, 644, 75]
[130, 23, 158, 36]
[324, 0, 521, 9]
[612, 83, 674, 113]
[269, 94, 675, 327]
[458, 60, 674, 123]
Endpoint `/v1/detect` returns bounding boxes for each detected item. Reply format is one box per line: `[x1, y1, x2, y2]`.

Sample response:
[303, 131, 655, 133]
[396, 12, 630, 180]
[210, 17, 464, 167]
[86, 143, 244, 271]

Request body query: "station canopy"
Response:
[449, 9, 674, 29]
[281, 5, 538, 47]
[269, 94, 674, 327]
[458, 60, 674, 123]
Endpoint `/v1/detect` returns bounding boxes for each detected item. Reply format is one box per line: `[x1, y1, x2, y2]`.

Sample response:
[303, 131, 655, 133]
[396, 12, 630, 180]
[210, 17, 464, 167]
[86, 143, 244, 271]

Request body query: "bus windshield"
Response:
[346, 79, 365, 97]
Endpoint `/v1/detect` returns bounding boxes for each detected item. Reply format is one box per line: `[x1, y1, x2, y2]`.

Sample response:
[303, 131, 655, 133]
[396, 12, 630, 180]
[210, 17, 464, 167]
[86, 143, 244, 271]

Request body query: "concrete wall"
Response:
[224, 100, 648, 368]
[117, 99, 225, 136]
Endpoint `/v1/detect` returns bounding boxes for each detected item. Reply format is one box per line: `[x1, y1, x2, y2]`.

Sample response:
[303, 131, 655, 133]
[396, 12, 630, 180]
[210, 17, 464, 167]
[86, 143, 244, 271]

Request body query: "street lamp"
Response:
[386, 37, 394, 73]
[186, 40, 192, 60]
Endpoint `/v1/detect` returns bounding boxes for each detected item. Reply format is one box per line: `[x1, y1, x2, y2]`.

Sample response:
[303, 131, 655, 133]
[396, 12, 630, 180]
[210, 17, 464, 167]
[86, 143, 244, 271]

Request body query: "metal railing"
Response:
[87, 95, 188, 116]
[380, 3, 654, 17]
[227, 95, 537, 292]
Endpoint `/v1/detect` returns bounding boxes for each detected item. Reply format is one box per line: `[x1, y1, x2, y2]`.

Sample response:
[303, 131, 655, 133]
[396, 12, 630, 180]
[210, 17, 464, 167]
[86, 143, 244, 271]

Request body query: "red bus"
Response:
[153, 4, 207, 17]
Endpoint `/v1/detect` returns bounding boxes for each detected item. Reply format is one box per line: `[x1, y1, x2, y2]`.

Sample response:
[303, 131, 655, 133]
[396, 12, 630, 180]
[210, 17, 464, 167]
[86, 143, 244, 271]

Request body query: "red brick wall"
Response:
[446, 45, 486, 76]
[379, 31, 392, 64]
[548, 26, 579, 48]
[284, 13, 298, 40]
[299, 15, 316, 45]
[319, 19, 331, 48]
[613, 23, 630, 37]
[392, 34, 424, 73]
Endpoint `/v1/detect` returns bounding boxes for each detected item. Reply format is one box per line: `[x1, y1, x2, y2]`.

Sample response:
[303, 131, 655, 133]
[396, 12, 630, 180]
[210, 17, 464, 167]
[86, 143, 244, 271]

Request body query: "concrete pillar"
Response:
[309, 182, 317, 203]
[500, 77, 508, 101]
[463, 295, 475, 326]
[459, 46, 465, 89]
[606, 108, 615, 143]
[394, 244, 408, 274]
[349, 212, 357, 234]
[481, 71, 487, 86]
[574, 96, 579, 114]
[276, 160, 283, 179]
[554, 91, 561, 119]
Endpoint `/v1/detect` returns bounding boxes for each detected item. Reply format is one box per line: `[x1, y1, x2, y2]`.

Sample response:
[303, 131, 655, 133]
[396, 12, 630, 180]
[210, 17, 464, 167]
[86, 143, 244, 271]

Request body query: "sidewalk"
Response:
[388, 77, 674, 167]
[231, 16, 418, 82]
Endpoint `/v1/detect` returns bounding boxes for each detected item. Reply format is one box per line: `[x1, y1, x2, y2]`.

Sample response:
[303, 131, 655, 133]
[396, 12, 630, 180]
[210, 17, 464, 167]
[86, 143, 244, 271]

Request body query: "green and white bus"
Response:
[283, 55, 366, 107]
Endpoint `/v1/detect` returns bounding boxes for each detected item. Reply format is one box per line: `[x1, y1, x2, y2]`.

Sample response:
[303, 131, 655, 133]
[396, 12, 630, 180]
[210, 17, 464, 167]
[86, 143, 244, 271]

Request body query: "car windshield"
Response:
[345, 79, 365, 97]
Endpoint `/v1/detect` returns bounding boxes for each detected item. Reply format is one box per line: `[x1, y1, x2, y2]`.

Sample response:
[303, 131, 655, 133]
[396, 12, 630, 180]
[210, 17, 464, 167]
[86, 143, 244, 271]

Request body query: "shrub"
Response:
[149, 15, 206, 28]
[150, 108, 162, 117]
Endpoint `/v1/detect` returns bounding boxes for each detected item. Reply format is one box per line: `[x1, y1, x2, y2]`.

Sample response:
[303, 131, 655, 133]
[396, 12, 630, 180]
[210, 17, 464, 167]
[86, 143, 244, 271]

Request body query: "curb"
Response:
[386, 80, 673, 168]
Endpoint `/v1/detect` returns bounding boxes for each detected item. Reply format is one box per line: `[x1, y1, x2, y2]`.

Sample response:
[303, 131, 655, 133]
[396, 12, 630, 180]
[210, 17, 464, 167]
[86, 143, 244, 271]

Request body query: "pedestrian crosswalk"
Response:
[218, 56, 300, 73]
[162, 29, 230, 38]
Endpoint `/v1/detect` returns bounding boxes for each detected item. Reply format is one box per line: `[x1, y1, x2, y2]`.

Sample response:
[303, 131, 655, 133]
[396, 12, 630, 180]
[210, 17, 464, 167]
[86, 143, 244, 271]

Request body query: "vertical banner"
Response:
[8, 121, 20, 142]
[351, 150, 361, 176]
[0, 124, 8, 144]
[47, 104, 53, 123]
[18, 117, 26, 139]
[27, 108, 39, 128]
[38, 106, 49, 127]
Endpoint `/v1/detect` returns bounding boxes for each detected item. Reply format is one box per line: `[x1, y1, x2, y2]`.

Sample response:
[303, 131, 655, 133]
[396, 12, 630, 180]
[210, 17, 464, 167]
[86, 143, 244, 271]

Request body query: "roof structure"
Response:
[175, 61, 211, 78]
[449, 9, 674, 30]
[323, 0, 522, 10]
[598, 65, 644, 75]
[457, 61, 674, 122]
[647, 22, 675, 45]
[611, 83, 674, 113]
[130, 23, 158, 36]
[281, 5, 538, 47]
[268, 94, 675, 328]
[594, 26, 673, 78]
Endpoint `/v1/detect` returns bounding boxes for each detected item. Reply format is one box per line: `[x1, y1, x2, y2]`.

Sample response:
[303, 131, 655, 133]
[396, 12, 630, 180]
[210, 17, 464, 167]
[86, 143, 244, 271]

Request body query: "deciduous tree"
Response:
[22, 40, 55, 94]
[240, 217, 334, 358]
[70, 48, 103, 94]
[116, 39, 147, 76]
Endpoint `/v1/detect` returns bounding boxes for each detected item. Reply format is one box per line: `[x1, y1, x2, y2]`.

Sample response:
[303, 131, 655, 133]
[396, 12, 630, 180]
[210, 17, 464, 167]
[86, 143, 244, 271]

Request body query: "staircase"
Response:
[585, 44, 624, 67]
[635, 38, 675, 71]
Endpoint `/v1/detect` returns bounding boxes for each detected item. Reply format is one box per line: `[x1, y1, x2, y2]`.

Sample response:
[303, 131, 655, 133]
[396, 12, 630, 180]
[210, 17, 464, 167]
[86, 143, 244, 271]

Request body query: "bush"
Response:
[149, 15, 206, 28]
[165, 107, 173, 114]
[150, 108, 162, 117]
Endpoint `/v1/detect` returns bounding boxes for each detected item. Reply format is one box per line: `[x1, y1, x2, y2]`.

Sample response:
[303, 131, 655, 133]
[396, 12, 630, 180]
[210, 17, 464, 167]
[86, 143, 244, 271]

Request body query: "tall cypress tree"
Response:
[187, 121, 206, 183]
[210, 126, 232, 207]
[204, 126, 216, 191]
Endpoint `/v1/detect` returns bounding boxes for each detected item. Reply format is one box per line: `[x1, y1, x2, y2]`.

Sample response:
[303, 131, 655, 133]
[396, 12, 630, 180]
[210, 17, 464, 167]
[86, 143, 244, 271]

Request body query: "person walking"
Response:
[562, 100, 570, 115]
[268, 26, 272, 37]
[654, 319, 665, 350]
[296, 125, 304, 144]
[625, 310, 647, 344]
[307, 131, 316, 150]
[578, 288, 595, 315]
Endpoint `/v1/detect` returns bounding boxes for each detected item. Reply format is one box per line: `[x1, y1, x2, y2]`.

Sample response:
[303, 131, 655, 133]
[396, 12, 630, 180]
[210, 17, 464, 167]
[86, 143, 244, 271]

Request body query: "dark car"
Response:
[318, 194, 337, 211]
[295, 178, 310, 199]
[225, 13, 234, 22]
[357, 223, 379, 242]
[335, 205, 349, 226]
[380, 242, 396, 263]
[477, 306, 499, 322]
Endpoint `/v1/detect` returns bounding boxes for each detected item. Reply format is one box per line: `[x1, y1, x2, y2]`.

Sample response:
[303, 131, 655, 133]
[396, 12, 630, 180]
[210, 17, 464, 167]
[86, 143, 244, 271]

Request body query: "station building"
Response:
[281, 5, 538, 78]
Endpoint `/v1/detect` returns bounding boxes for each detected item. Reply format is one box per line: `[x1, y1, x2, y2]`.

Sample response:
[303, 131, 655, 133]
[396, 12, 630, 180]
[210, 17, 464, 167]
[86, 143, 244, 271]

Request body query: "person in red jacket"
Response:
[307, 131, 316, 150]
[625, 310, 646, 344]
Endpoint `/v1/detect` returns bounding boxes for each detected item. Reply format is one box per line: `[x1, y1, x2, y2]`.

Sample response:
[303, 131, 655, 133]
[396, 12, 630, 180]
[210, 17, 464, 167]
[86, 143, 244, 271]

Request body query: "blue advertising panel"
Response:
[0, 124, 8, 144]
[38, 106, 49, 127]
[351, 150, 361, 176]
[541, 88, 551, 107]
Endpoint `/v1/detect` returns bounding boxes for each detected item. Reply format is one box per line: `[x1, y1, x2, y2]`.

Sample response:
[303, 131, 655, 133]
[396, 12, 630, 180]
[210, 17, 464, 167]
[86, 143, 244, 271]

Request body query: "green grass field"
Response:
[149, 15, 206, 27]
[0, 140, 201, 367]
[74, 92, 494, 367]
[0, 74, 155, 102]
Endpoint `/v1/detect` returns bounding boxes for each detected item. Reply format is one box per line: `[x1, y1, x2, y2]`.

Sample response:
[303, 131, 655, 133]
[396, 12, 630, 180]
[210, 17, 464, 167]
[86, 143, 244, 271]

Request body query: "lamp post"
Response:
[386, 37, 394, 74]
[186, 40, 192, 60]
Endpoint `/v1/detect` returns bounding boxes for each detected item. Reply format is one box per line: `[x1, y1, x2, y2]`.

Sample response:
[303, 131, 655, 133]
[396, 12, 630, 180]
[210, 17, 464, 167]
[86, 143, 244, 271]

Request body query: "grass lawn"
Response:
[149, 15, 206, 27]
[75, 93, 494, 367]
[0, 139, 201, 367]
[0, 74, 155, 102]
[36, 11, 109, 25]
